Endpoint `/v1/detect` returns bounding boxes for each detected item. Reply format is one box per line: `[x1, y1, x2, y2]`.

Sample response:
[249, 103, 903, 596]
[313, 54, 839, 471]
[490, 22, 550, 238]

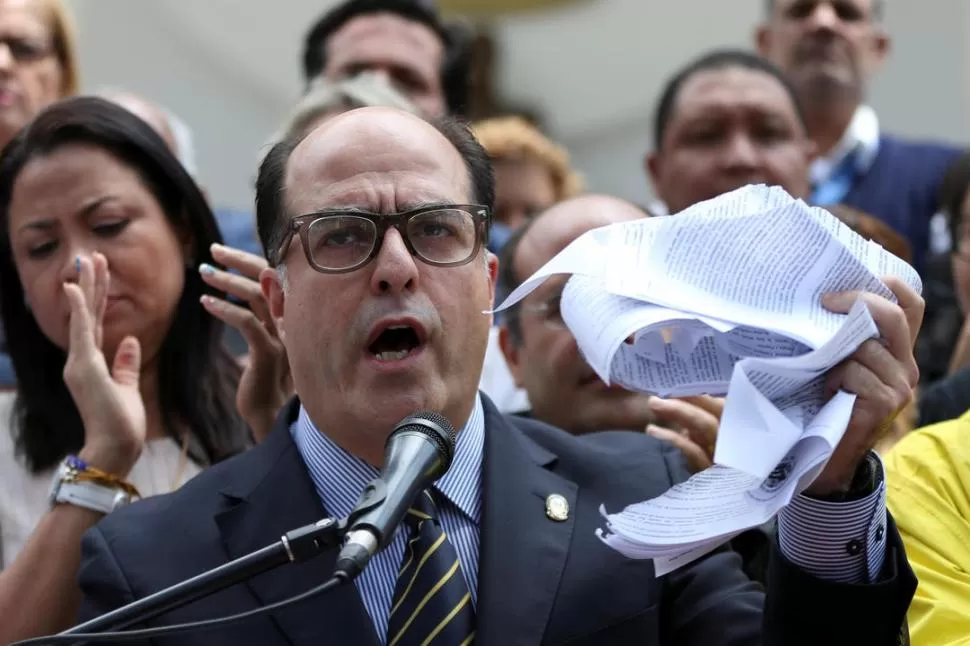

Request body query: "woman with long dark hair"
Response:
[0, 96, 250, 640]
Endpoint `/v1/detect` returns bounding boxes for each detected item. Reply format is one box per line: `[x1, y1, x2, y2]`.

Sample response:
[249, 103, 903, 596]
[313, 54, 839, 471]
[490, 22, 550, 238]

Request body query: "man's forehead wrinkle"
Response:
[329, 13, 443, 59]
[293, 107, 449, 162]
[286, 107, 465, 188]
[287, 182, 454, 216]
[282, 113, 470, 218]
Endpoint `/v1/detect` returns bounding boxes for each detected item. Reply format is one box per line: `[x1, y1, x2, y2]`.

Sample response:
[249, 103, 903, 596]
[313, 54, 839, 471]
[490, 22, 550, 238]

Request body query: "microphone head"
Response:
[389, 411, 456, 473]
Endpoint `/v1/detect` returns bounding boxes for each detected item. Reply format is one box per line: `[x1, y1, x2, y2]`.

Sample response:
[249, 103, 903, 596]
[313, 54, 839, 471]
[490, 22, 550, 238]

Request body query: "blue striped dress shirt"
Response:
[293, 396, 887, 642]
[778, 455, 888, 583]
[291, 396, 484, 643]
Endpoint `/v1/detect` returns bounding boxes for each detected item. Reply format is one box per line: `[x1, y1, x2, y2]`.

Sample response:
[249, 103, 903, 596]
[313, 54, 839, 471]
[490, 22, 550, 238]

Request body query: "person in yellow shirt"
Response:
[885, 411, 970, 645]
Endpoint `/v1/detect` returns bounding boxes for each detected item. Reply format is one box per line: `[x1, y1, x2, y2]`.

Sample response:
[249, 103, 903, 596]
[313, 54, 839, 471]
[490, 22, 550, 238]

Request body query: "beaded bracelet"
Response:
[66, 454, 142, 499]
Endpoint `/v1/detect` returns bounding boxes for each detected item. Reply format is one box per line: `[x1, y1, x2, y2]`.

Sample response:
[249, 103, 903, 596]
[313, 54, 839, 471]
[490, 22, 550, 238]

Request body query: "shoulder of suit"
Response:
[502, 412, 681, 472]
[93, 427, 286, 541]
[94, 467, 221, 538]
[878, 133, 962, 161]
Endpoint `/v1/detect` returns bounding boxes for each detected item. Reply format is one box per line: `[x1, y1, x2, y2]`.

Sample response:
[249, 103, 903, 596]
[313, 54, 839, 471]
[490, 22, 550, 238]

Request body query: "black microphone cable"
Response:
[10, 573, 347, 646]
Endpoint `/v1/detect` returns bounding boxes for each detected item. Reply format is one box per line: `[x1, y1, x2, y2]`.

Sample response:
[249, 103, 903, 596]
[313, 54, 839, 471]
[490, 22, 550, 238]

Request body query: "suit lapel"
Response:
[215, 399, 379, 646]
[476, 401, 577, 646]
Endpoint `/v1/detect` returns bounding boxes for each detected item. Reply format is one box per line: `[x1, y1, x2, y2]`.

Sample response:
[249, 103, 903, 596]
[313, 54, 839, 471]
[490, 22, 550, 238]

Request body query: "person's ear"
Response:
[754, 24, 773, 57]
[486, 250, 498, 308]
[261, 266, 286, 344]
[870, 29, 892, 71]
[645, 151, 662, 190]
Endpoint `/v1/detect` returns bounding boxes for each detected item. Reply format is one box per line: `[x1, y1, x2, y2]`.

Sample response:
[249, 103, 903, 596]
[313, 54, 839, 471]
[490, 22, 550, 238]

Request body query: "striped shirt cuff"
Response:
[777, 462, 887, 584]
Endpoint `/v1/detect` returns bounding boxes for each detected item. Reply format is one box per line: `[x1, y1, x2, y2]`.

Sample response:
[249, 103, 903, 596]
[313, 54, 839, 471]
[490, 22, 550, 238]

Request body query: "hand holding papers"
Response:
[491, 184, 922, 574]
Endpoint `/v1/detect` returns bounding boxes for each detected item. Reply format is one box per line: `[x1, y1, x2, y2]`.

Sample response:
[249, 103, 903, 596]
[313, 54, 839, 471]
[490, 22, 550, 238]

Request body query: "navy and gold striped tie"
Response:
[386, 489, 475, 646]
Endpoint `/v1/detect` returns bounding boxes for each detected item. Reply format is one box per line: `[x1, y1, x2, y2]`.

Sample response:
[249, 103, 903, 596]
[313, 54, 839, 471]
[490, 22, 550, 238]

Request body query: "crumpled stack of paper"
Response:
[491, 184, 921, 574]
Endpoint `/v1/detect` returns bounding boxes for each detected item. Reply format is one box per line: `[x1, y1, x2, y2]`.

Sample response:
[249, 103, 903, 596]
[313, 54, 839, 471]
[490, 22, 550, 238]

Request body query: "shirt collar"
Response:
[810, 104, 880, 185]
[292, 395, 485, 524]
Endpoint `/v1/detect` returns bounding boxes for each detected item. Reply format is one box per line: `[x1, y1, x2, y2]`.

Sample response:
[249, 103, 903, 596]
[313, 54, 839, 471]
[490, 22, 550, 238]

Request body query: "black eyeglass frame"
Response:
[272, 203, 492, 274]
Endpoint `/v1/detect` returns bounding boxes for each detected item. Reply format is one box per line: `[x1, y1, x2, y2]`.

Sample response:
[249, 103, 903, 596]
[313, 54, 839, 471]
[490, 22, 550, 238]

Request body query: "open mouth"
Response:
[368, 325, 423, 362]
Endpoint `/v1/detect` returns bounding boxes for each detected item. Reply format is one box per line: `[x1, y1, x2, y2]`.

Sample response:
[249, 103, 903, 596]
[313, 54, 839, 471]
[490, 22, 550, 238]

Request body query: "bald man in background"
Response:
[100, 90, 179, 151]
[99, 88, 263, 253]
[497, 194, 720, 464]
[498, 195, 653, 434]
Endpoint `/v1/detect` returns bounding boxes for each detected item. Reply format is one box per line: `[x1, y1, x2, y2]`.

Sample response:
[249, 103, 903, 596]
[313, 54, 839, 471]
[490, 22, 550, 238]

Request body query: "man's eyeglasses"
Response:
[273, 204, 491, 274]
[505, 292, 566, 329]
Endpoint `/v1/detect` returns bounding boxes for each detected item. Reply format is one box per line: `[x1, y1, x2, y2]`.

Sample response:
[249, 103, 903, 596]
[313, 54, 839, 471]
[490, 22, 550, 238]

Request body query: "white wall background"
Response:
[66, 0, 970, 211]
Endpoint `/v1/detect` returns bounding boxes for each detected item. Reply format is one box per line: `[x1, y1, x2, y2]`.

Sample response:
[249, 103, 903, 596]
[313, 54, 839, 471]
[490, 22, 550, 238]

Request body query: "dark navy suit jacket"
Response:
[841, 134, 960, 272]
[77, 396, 916, 645]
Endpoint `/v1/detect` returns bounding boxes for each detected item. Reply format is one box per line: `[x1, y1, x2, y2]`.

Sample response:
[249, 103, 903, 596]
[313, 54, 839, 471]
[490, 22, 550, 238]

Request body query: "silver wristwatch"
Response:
[48, 458, 133, 515]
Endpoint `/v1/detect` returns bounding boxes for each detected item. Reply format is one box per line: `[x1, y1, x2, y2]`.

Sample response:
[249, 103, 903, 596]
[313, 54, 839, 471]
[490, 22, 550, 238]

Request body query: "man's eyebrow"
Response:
[396, 201, 456, 212]
[308, 202, 457, 216]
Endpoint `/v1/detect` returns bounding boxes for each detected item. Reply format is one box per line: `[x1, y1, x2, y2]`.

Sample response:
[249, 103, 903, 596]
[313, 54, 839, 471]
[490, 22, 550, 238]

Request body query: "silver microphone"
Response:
[334, 412, 455, 580]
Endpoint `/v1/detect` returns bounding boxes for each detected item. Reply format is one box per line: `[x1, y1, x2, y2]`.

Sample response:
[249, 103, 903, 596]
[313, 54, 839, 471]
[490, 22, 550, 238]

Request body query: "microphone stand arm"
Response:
[62, 517, 346, 636]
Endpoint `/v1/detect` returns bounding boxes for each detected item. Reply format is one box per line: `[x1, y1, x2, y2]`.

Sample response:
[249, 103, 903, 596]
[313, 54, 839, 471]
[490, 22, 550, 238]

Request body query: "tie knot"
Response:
[405, 489, 439, 529]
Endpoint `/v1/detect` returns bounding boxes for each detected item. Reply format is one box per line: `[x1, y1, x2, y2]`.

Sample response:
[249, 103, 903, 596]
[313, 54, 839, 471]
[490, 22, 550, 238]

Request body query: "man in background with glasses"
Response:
[77, 106, 919, 645]
[496, 195, 683, 440]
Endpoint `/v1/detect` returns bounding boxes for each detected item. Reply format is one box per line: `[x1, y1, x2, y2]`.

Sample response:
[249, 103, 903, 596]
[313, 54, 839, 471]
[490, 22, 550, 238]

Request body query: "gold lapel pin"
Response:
[545, 494, 569, 522]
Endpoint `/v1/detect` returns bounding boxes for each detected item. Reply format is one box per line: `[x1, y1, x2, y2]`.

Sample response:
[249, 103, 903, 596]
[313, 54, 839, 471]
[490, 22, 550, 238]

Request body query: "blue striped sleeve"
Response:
[777, 462, 888, 584]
